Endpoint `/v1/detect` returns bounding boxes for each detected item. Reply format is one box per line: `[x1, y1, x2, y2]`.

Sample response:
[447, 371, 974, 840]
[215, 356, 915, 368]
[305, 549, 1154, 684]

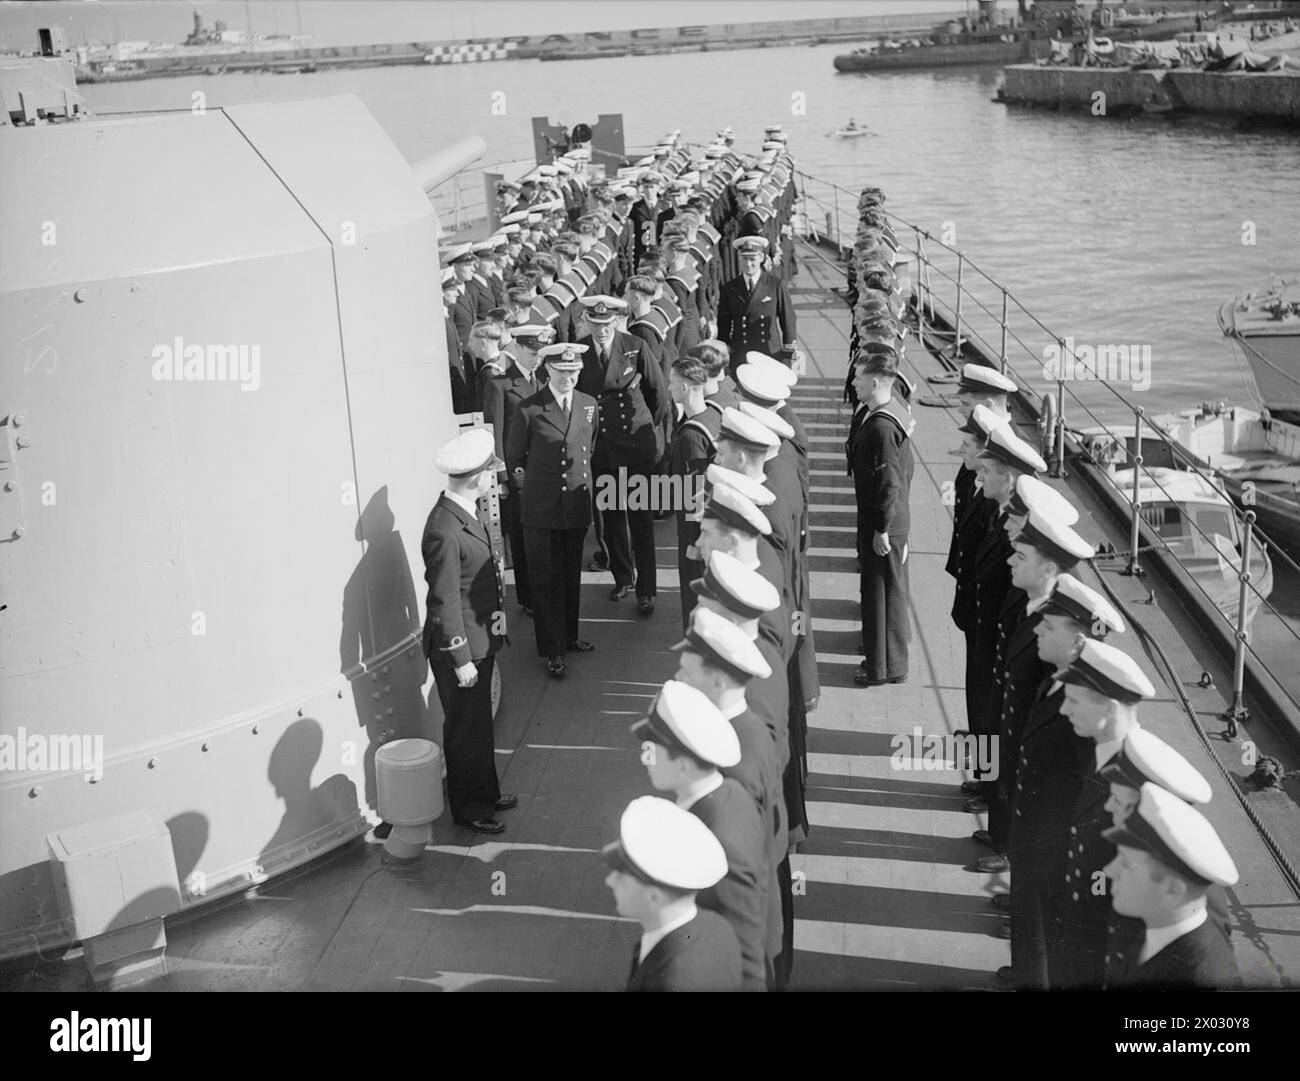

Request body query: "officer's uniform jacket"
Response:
[994, 603, 1051, 807]
[420, 494, 505, 669]
[465, 274, 495, 322]
[849, 397, 914, 541]
[690, 778, 771, 992]
[625, 910, 742, 992]
[452, 286, 475, 347]
[946, 465, 977, 574]
[503, 387, 598, 530]
[445, 313, 470, 415]
[1011, 681, 1091, 873]
[949, 480, 997, 633]
[576, 331, 669, 468]
[481, 359, 546, 465]
[1107, 919, 1240, 990]
[716, 271, 796, 364]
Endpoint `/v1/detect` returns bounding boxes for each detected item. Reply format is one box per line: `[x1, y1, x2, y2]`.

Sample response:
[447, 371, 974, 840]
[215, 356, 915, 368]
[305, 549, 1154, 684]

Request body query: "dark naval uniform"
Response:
[966, 509, 1014, 739]
[504, 386, 598, 657]
[690, 777, 771, 992]
[948, 475, 997, 635]
[626, 910, 743, 992]
[668, 408, 720, 629]
[482, 360, 546, 609]
[716, 270, 796, 375]
[850, 396, 914, 684]
[1107, 919, 1241, 990]
[421, 493, 506, 824]
[577, 331, 670, 600]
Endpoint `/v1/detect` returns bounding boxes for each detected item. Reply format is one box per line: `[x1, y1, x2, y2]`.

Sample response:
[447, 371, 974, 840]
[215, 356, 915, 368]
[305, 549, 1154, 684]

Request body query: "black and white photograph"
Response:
[2, 0, 1299, 1040]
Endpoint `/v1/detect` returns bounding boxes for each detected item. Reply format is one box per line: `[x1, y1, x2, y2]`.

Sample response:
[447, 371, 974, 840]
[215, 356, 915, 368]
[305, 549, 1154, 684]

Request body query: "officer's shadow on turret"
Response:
[340, 486, 431, 812]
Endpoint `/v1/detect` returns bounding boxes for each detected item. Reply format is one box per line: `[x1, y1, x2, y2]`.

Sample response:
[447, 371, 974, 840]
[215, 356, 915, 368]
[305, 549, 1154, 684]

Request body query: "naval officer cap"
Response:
[441, 268, 457, 288]
[509, 324, 556, 349]
[672, 606, 773, 682]
[702, 482, 772, 537]
[631, 679, 741, 769]
[1099, 729, 1212, 805]
[603, 796, 728, 892]
[958, 403, 1010, 441]
[691, 549, 781, 620]
[744, 351, 798, 388]
[442, 242, 475, 265]
[499, 209, 530, 225]
[579, 295, 626, 323]
[536, 163, 558, 177]
[958, 363, 1017, 396]
[719, 407, 780, 452]
[1014, 508, 1094, 570]
[705, 463, 776, 508]
[1101, 783, 1238, 888]
[537, 342, 588, 370]
[739, 400, 795, 441]
[1009, 475, 1079, 525]
[436, 428, 502, 478]
[1056, 638, 1156, 704]
[732, 237, 769, 257]
[638, 171, 664, 187]
[471, 237, 498, 256]
[979, 425, 1047, 475]
[735, 363, 792, 407]
[1041, 573, 1125, 635]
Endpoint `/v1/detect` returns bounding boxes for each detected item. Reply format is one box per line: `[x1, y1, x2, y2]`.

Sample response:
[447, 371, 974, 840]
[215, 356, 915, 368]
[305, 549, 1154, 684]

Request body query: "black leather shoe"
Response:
[609, 585, 630, 601]
[996, 920, 1012, 940]
[960, 779, 983, 796]
[587, 554, 609, 571]
[991, 893, 1010, 911]
[546, 655, 566, 679]
[963, 797, 988, 814]
[566, 640, 595, 652]
[372, 822, 393, 840]
[637, 597, 655, 616]
[976, 853, 1011, 874]
[972, 828, 994, 848]
[455, 817, 505, 835]
[494, 794, 518, 812]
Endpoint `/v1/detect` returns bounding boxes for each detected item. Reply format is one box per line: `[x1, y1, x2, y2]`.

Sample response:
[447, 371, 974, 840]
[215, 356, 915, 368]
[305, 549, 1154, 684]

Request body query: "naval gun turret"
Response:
[0, 54, 483, 968]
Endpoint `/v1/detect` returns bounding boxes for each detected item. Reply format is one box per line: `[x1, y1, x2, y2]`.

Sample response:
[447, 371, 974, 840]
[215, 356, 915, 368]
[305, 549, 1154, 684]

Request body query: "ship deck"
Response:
[4, 238, 1298, 992]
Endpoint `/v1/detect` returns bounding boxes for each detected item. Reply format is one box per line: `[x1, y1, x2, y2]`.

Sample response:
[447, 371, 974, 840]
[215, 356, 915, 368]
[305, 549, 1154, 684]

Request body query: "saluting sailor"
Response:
[717, 237, 797, 376]
[633, 680, 770, 992]
[848, 349, 914, 687]
[605, 796, 743, 992]
[421, 429, 515, 835]
[503, 343, 598, 680]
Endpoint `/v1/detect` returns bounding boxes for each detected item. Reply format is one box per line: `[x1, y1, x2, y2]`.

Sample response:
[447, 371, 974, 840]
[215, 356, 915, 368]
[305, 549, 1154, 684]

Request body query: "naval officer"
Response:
[1102, 783, 1241, 989]
[421, 429, 515, 835]
[848, 350, 914, 687]
[605, 796, 742, 992]
[633, 680, 770, 991]
[503, 343, 598, 679]
[716, 237, 797, 375]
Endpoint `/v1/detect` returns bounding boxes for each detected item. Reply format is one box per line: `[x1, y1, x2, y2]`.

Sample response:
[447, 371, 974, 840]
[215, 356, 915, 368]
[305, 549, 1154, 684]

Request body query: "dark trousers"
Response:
[775, 856, 795, 990]
[524, 524, 585, 656]
[676, 515, 702, 631]
[430, 654, 499, 823]
[598, 460, 657, 597]
[858, 537, 910, 682]
[1009, 861, 1051, 988]
[502, 491, 530, 608]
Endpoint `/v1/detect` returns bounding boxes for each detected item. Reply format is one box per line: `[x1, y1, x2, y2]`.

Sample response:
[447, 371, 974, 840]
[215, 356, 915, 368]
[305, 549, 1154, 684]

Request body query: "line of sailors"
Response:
[426, 130, 830, 987]
[947, 361, 1241, 990]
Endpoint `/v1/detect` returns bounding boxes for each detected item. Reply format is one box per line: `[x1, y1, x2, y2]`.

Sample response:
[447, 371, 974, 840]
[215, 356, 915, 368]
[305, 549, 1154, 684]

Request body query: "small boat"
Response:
[834, 125, 870, 138]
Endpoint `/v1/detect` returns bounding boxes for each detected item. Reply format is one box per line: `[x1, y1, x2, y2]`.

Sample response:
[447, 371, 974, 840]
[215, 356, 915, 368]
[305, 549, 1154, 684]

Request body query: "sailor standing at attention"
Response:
[847, 349, 914, 687]
[421, 429, 516, 835]
[605, 796, 742, 992]
[503, 343, 598, 680]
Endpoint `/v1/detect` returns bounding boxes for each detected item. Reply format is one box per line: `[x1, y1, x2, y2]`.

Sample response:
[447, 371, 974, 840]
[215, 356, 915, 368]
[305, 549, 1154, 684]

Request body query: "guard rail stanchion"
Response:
[953, 251, 965, 361]
[1223, 510, 1255, 738]
[1123, 406, 1145, 578]
[833, 185, 841, 255]
[1050, 340, 1067, 479]
[914, 231, 927, 350]
[999, 288, 1010, 374]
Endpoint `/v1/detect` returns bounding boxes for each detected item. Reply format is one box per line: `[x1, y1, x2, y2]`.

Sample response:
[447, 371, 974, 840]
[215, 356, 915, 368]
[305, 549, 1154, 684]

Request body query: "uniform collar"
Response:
[639, 903, 698, 964]
[1140, 906, 1207, 966]
[444, 489, 479, 520]
[676, 771, 724, 812]
[550, 385, 571, 410]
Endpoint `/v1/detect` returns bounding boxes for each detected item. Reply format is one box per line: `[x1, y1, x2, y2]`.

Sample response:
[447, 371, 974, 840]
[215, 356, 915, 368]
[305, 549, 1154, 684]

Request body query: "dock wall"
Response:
[1000, 64, 1300, 121]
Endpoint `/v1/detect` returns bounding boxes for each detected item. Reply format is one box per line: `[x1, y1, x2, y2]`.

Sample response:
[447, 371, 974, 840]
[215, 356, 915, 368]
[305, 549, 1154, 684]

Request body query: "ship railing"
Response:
[795, 166, 1300, 729]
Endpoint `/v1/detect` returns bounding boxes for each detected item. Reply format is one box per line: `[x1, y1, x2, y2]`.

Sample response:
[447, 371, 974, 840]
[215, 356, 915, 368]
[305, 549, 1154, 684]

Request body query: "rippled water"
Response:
[78, 43, 1300, 418]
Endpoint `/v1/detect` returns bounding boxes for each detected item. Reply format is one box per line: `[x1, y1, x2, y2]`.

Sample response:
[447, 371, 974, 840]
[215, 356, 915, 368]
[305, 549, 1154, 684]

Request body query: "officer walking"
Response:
[504, 343, 598, 679]
[717, 237, 797, 376]
[421, 429, 516, 835]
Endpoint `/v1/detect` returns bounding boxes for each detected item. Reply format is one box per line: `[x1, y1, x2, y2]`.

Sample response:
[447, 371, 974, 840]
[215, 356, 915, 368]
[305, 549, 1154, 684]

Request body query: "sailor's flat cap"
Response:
[441, 268, 457, 288]
[441, 242, 475, 265]
[436, 428, 501, 478]
[705, 463, 776, 508]
[739, 400, 795, 441]
[1009, 475, 1079, 525]
[735, 363, 792, 407]
[1099, 729, 1212, 805]
[719, 407, 780, 452]
[671, 606, 772, 682]
[690, 550, 781, 621]
[1014, 508, 1094, 569]
[959, 363, 1017, 395]
[537, 342, 588, 370]
[1040, 572, 1125, 635]
[701, 481, 771, 537]
[1101, 782, 1237, 887]
[631, 680, 740, 769]
[1056, 638, 1155, 704]
[958, 403, 1010, 440]
[744, 351, 798, 388]
[979, 426, 1047, 475]
[602, 796, 728, 891]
